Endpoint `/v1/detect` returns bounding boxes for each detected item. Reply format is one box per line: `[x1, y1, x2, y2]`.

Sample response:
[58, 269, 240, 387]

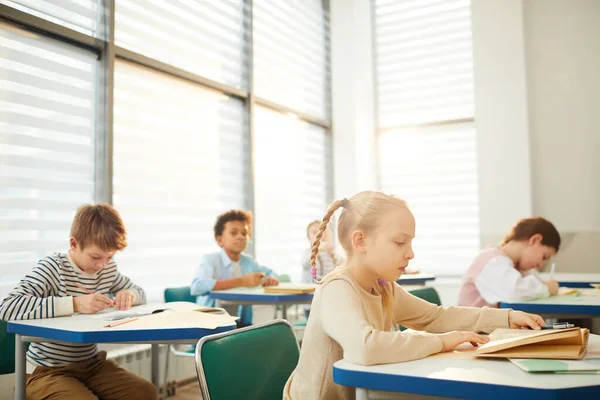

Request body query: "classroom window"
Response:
[0, 21, 97, 291]
[112, 60, 248, 301]
[253, 106, 331, 282]
[253, 0, 330, 120]
[0, 0, 100, 37]
[374, 0, 479, 275]
[115, 0, 248, 89]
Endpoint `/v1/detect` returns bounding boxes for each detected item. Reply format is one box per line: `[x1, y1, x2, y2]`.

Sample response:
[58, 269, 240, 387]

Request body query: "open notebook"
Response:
[91, 302, 224, 321]
[263, 283, 316, 294]
[475, 327, 589, 360]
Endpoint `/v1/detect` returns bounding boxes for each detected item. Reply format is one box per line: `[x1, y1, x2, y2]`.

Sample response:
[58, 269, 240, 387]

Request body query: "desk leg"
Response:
[356, 388, 368, 400]
[151, 344, 160, 391]
[281, 304, 287, 320]
[15, 334, 26, 400]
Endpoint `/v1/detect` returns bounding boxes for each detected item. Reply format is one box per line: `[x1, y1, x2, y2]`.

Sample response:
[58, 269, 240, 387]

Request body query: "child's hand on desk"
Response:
[436, 331, 490, 352]
[545, 280, 559, 296]
[242, 272, 266, 287]
[262, 276, 279, 287]
[114, 289, 135, 310]
[73, 293, 114, 314]
[508, 310, 545, 330]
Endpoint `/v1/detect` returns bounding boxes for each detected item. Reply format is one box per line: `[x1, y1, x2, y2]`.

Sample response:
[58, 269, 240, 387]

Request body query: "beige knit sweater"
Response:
[283, 270, 510, 400]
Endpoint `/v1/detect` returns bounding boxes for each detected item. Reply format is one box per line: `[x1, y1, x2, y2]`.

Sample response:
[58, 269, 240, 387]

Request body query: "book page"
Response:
[112, 310, 237, 330]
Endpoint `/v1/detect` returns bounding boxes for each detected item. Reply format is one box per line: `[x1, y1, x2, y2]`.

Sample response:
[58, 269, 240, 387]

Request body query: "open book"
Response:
[92, 302, 224, 321]
[263, 283, 316, 294]
[475, 327, 589, 360]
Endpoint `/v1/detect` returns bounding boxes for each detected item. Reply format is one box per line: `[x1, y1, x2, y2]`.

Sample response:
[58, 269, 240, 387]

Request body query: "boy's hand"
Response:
[262, 276, 279, 287]
[508, 310, 545, 330]
[545, 280, 559, 296]
[114, 289, 135, 310]
[242, 272, 265, 287]
[73, 293, 114, 314]
[436, 331, 490, 352]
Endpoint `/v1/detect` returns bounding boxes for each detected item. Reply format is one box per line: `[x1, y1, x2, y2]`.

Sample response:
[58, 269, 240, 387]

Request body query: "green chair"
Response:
[1, 320, 16, 375]
[164, 286, 196, 304]
[162, 286, 199, 395]
[195, 319, 299, 400]
[409, 287, 442, 306]
[399, 287, 442, 331]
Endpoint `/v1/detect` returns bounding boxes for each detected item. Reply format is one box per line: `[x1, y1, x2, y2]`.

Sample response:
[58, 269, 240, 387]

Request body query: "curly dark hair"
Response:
[213, 210, 253, 240]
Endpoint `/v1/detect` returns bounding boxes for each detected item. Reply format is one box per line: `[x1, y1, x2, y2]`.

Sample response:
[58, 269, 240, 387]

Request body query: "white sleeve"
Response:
[474, 256, 550, 303]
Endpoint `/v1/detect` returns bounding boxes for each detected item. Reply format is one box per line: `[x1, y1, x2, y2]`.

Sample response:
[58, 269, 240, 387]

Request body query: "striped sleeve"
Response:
[109, 268, 146, 306]
[0, 260, 73, 321]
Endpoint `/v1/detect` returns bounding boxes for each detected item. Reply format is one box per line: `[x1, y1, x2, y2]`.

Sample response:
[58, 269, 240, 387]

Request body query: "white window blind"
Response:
[113, 60, 247, 302]
[253, 0, 330, 120]
[374, 0, 479, 276]
[0, 0, 100, 37]
[0, 22, 97, 297]
[115, 0, 248, 89]
[374, 0, 474, 127]
[253, 106, 331, 282]
[378, 123, 480, 275]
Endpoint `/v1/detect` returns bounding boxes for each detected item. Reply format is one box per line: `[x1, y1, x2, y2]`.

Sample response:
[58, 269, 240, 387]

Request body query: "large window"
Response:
[374, 0, 479, 275]
[0, 0, 332, 299]
[0, 21, 97, 293]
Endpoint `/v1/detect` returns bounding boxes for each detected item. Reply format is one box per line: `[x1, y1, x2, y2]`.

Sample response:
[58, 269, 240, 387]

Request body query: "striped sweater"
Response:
[0, 252, 146, 372]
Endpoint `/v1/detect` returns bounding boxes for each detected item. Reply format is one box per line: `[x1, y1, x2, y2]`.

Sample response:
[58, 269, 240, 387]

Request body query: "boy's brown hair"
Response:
[70, 204, 127, 251]
[501, 217, 561, 251]
[213, 210, 253, 239]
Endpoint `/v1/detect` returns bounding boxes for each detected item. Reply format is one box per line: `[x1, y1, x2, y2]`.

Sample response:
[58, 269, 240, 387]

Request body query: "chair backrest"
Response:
[399, 287, 442, 331]
[0, 320, 16, 375]
[409, 287, 442, 306]
[164, 287, 196, 303]
[195, 319, 299, 400]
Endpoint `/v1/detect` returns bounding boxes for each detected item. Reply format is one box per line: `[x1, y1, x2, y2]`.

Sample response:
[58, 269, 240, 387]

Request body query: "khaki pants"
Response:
[25, 351, 157, 400]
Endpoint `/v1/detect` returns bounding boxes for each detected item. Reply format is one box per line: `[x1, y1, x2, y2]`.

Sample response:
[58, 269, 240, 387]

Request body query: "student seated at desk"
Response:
[301, 220, 342, 283]
[0, 204, 156, 400]
[283, 191, 545, 400]
[458, 217, 561, 307]
[191, 210, 279, 328]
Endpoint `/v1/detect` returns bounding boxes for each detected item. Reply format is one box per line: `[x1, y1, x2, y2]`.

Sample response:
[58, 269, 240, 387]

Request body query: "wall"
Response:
[473, 0, 600, 272]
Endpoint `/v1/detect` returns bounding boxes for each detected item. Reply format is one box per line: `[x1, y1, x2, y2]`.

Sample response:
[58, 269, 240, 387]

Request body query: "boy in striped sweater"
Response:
[0, 204, 156, 399]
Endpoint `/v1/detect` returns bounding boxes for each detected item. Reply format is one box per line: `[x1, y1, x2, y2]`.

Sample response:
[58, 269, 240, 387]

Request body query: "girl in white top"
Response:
[458, 217, 561, 307]
[284, 191, 546, 400]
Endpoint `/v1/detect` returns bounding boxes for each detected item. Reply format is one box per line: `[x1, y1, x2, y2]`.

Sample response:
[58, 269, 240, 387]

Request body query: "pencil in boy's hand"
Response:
[74, 282, 94, 295]
[74, 282, 116, 307]
[104, 316, 139, 328]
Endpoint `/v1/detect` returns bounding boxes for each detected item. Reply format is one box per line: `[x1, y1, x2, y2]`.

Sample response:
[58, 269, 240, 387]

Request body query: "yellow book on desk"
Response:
[475, 327, 589, 360]
[264, 284, 316, 294]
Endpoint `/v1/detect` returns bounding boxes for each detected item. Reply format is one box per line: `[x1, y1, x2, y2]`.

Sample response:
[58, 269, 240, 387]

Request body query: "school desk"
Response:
[396, 273, 436, 286]
[333, 334, 600, 399]
[500, 291, 600, 318]
[209, 285, 314, 320]
[539, 272, 600, 289]
[7, 303, 235, 400]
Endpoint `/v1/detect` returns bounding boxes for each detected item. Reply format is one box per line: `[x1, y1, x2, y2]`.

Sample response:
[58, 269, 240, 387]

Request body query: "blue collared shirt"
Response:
[190, 249, 278, 324]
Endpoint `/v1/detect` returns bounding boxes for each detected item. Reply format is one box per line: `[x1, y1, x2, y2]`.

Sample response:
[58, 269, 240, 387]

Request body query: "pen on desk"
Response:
[549, 263, 556, 280]
[104, 317, 139, 328]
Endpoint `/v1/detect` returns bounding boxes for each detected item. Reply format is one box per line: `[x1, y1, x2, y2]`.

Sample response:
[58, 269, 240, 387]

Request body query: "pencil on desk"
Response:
[104, 317, 138, 328]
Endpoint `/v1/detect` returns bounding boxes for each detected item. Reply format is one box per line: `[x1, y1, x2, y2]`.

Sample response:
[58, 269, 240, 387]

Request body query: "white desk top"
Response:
[540, 272, 600, 283]
[333, 335, 600, 397]
[7, 303, 236, 343]
[209, 284, 315, 303]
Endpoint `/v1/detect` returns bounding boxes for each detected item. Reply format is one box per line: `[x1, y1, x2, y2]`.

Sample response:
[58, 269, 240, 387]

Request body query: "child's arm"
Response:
[393, 284, 510, 333]
[0, 260, 73, 321]
[475, 256, 550, 302]
[190, 256, 259, 293]
[321, 280, 443, 365]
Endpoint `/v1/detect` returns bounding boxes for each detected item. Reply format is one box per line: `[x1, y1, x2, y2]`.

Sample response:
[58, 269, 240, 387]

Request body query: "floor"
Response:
[170, 382, 202, 400]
